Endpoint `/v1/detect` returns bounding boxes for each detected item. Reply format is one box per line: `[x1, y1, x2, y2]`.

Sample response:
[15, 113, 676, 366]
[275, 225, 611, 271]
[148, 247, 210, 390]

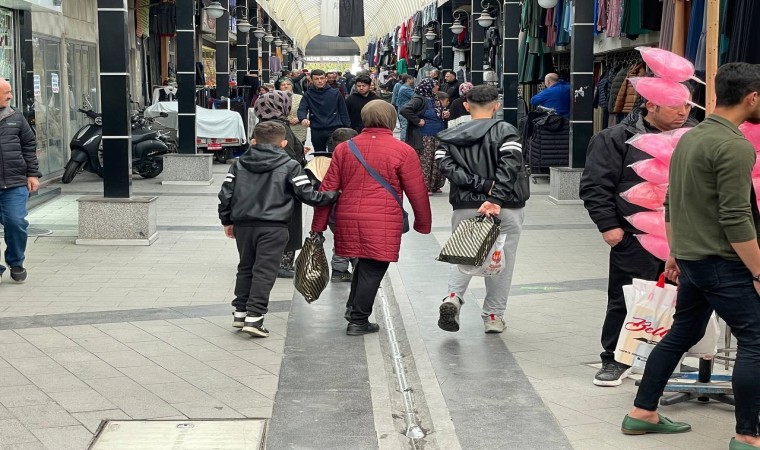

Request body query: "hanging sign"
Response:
[51, 73, 59, 94]
[33, 74, 41, 96]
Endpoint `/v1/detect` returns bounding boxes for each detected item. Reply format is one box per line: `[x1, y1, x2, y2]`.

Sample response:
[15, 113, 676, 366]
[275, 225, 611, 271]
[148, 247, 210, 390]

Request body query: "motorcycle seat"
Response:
[132, 131, 158, 144]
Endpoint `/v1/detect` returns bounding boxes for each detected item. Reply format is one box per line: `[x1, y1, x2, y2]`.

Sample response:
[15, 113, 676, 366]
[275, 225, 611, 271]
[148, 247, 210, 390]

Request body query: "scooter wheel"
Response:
[62, 160, 85, 184]
[139, 160, 163, 179]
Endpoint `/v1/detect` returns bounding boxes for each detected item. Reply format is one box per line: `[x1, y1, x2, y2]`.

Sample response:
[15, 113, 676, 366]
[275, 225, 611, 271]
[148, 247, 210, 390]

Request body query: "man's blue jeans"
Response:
[0, 186, 29, 274]
[633, 257, 760, 436]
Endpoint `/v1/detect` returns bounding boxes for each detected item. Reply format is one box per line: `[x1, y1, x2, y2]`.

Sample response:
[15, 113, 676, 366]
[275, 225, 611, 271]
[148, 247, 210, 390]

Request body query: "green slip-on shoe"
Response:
[621, 414, 691, 435]
[730, 438, 760, 449]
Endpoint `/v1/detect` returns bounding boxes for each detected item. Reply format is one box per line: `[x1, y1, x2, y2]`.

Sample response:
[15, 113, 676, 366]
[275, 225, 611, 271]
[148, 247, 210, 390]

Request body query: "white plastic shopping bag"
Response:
[615, 275, 677, 370]
[686, 313, 721, 358]
[458, 234, 507, 277]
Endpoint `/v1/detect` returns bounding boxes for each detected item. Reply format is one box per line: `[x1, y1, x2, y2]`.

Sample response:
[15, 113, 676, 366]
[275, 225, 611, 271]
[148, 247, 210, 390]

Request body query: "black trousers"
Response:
[346, 258, 391, 324]
[232, 226, 289, 315]
[311, 127, 339, 153]
[601, 232, 663, 364]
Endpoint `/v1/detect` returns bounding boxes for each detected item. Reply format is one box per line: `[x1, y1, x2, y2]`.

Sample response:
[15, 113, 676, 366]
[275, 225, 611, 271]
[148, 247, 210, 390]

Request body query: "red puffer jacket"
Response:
[311, 128, 432, 262]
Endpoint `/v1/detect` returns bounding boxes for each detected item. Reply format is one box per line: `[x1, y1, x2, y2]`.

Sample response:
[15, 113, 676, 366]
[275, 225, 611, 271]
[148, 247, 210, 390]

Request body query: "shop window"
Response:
[66, 42, 99, 156]
[0, 8, 15, 92]
[32, 36, 64, 177]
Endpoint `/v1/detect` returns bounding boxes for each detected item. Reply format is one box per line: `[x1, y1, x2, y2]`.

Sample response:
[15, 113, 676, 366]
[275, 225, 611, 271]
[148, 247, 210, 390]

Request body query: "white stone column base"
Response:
[161, 154, 214, 185]
[548, 167, 584, 205]
[76, 196, 158, 246]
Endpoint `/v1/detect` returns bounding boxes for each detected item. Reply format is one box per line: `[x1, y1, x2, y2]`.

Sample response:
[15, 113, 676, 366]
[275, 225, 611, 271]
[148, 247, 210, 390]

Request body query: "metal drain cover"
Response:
[88, 419, 266, 449]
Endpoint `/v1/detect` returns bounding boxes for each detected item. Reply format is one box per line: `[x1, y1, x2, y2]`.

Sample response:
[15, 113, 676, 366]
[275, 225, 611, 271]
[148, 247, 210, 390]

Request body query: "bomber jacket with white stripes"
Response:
[435, 119, 530, 210]
[218, 144, 339, 227]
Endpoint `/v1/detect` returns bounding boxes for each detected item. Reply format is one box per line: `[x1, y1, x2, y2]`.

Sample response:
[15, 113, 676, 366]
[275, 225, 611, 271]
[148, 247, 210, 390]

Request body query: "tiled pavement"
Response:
[0, 167, 735, 449]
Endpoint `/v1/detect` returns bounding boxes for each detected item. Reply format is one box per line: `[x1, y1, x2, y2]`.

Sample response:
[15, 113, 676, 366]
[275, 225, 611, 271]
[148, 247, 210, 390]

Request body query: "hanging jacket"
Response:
[607, 66, 630, 112]
[613, 63, 645, 113]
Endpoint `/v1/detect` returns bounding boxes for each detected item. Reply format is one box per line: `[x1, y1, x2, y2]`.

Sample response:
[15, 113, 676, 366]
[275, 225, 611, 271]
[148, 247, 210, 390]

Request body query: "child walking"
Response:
[219, 121, 339, 337]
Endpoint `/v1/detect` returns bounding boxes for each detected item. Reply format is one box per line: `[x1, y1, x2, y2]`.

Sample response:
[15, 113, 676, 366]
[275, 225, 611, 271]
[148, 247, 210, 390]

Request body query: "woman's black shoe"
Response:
[346, 322, 380, 336]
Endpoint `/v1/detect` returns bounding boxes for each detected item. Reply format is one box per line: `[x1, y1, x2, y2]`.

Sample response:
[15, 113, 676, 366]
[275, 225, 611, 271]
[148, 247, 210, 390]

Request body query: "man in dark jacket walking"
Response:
[298, 69, 350, 153]
[344, 75, 379, 133]
[580, 99, 692, 387]
[435, 85, 530, 334]
[0, 78, 40, 284]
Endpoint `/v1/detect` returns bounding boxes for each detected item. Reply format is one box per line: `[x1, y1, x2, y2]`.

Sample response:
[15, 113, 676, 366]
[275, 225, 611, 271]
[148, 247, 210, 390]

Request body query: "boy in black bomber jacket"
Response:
[218, 122, 339, 337]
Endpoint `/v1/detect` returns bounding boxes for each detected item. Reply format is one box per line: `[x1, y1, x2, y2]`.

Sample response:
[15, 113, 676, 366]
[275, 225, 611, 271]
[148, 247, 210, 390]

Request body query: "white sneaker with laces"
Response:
[484, 314, 506, 333]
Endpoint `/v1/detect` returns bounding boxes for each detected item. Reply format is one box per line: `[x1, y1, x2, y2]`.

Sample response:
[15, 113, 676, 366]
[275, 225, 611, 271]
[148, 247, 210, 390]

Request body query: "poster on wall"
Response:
[33, 74, 41, 96]
[51, 73, 59, 94]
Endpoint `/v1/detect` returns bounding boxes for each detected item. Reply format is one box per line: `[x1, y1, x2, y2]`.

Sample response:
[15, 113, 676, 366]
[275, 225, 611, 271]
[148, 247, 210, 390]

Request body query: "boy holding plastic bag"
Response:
[435, 85, 530, 334]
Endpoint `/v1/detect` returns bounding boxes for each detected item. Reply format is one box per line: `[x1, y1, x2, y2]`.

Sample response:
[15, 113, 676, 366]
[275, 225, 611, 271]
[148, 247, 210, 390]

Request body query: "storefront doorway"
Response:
[32, 35, 64, 177]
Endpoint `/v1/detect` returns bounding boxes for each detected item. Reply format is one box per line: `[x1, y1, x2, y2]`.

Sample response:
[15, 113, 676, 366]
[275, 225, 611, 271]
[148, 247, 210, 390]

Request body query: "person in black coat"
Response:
[344, 75, 379, 133]
[441, 71, 462, 101]
[254, 91, 306, 278]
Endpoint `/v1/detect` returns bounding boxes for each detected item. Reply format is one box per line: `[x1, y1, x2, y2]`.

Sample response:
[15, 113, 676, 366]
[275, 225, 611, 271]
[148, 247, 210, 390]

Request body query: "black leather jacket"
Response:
[579, 112, 696, 234]
[218, 144, 338, 227]
[436, 119, 530, 209]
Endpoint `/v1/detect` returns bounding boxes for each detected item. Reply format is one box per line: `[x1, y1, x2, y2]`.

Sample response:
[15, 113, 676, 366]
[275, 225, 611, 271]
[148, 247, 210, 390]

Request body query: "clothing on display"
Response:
[321, 0, 340, 36]
[338, 0, 365, 37]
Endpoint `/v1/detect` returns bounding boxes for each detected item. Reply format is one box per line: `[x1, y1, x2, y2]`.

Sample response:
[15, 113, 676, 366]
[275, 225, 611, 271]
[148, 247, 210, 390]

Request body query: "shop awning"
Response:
[257, 0, 436, 55]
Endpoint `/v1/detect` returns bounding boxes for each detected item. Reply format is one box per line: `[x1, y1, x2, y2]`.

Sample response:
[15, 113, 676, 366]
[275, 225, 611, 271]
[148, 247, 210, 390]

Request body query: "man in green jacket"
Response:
[621, 63, 760, 450]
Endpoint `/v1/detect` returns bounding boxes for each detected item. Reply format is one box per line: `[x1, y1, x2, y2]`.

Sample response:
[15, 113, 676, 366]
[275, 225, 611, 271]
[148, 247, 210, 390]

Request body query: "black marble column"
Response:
[19, 10, 34, 126]
[470, 0, 486, 85]
[569, 0, 594, 168]
[502, 0, 520, 126]
[176, 0, 196, 154]
[248, 0, 259, 73]
[262, 30, 270, 83]
[97, 0, 131, 198]
[441, 5, 454, 75]
[236, 8, 248, 86]
[215, 0, 230, 98]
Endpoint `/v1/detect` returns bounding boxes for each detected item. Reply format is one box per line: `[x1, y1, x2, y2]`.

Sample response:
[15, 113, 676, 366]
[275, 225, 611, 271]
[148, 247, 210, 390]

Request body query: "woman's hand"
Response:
[417, 119, 425, 127]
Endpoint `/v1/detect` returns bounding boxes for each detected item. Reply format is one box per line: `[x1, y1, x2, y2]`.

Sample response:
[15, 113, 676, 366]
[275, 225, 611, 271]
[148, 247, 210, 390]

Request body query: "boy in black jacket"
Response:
[435, 85, 530, 334]
[219, 122, 339, 337]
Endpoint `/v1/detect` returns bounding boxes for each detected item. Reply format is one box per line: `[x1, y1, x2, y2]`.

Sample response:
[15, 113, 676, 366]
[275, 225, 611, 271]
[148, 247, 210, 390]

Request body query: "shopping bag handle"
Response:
[656, 273, 666, 288]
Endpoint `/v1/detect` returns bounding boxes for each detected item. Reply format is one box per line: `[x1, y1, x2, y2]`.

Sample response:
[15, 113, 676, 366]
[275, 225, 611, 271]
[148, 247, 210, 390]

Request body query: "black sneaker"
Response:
[242, 316, 269, 338]
[346, 322, 380, 336]
[277, 268, 294, 279]
[331, 270, 353, 283]
[593, 362, 630, 387]
[232, 311, 247, 329]
[9, 266, 26, 283]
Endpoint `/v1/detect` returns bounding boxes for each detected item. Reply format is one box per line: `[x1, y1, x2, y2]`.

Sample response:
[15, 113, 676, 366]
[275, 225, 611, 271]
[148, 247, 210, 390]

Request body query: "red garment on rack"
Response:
[399, 23, 409, 60]
[374, 40, 381, 65]
[545, 8, 556, 47]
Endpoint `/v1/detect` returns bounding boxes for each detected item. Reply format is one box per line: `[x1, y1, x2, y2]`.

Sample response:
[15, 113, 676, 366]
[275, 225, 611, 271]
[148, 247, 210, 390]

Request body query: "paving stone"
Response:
[53, 325, 106, 339]
[147, 353, 212, 374]
[124, 340, 184, 357]
[72, 336, 131, 354]
[144, 382, 215, 404]
[58, 360, 122, 380]
[0, 441, 48, 450]
[47, 389, 116, 413]
[0, 343, 45, 360]
[0, 366, 30, 388]
[26, 371, 91, 393]
[31, 425, 94, 450]
[202, 358, 271, 378]
[175, 369, 244, 391]
[0, 385, 53, 408]
[117, 365, 183, 385]
[0, 419, 38, 445]
[9, 403, 80, 428]
[94, 350, 153, 368]
[235, 374, 279, 400]
[72, 409, 131, 433]
[229, 348, 282, 366]
[0, 331, 26, 344]
[84, 377, 181, 419]
[170, 401, 244, 419]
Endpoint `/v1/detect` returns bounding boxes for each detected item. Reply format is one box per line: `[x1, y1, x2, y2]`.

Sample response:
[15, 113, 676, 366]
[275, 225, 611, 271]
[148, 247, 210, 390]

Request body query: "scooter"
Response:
[62, 98, 172, 184]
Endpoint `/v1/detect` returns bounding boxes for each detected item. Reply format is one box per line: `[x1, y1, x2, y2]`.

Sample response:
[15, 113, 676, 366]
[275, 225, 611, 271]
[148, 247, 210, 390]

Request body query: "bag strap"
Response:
[347, 139, 404, 210]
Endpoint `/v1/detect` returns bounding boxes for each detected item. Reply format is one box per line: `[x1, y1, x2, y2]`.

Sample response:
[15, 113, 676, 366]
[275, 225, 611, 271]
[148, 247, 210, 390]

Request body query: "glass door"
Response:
[66, 42, 99, 151]
[32, 36, 64, 177]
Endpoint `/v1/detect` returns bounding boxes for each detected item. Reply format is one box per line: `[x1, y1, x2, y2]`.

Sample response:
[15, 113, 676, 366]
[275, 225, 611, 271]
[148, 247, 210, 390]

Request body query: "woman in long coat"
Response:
[254, 91, 305, 278]
[399, 78, 447, 193]
[311, 101, 432, 335]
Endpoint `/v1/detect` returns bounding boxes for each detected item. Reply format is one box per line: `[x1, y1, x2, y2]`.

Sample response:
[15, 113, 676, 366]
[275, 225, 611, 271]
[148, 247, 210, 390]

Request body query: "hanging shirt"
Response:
[321, 0, 339, 36]
[339, 0, 365, 37]
[607, 0, 623, 38]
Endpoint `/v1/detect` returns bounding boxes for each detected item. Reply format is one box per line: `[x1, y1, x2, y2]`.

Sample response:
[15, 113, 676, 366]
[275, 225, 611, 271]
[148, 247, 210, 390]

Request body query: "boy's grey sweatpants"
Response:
[446, 207, 525, 319]
[328, 224, 357, 273]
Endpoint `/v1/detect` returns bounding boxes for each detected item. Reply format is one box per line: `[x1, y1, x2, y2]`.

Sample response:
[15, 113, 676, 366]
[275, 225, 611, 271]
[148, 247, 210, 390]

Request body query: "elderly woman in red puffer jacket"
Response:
[311, 100, 432, 336]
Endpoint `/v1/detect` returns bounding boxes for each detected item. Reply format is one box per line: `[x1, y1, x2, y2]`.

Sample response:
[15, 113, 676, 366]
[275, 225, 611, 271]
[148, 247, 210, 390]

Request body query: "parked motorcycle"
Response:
[62, 98, 173, 184]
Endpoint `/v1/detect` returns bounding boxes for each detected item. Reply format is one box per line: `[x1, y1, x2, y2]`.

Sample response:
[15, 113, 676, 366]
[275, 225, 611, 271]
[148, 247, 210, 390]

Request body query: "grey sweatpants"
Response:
[446, 207, 525, 319]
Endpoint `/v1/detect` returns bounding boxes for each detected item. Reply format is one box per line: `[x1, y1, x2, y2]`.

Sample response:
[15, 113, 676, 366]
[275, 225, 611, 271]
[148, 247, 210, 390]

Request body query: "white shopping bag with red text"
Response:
[458, 234, 507, 277]
[615, 275, 677, 370]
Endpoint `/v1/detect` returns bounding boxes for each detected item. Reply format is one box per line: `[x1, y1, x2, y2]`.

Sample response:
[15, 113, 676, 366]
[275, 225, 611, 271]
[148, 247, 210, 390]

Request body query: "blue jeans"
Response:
[0, 186, 29, 274]
[633, 257, 760, 436]
[398, 114, 408, 141]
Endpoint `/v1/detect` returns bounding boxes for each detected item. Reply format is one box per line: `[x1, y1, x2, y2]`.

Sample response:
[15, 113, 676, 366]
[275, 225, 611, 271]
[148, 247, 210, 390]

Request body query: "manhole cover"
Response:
[88, 419, 266, 449]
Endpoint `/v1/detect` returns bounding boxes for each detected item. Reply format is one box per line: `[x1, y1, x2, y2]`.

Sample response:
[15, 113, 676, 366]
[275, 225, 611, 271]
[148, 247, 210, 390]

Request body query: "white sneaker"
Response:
[438, 294, 463, 332]
[484, 314, 506, 333]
